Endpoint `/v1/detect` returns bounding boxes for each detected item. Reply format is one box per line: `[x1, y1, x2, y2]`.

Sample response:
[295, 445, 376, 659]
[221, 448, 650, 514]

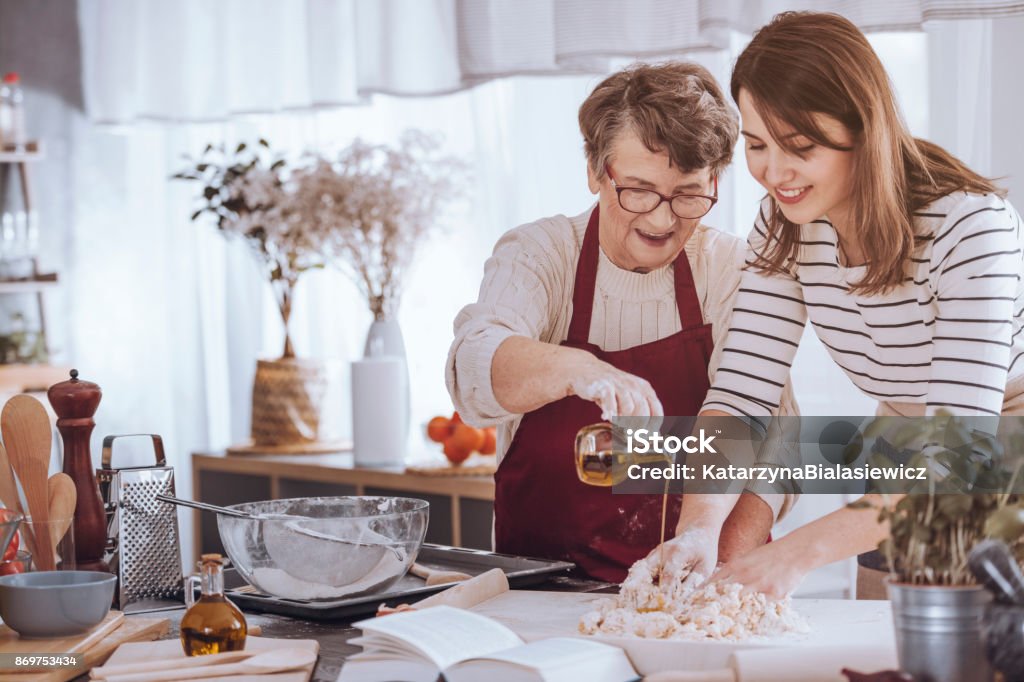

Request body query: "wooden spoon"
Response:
[103, 648, 317, 682]
[0, 440, 23, 515]
[2, 395, 55, 571]
[410, 562, 473, 586]
[47, 472, 76, 561]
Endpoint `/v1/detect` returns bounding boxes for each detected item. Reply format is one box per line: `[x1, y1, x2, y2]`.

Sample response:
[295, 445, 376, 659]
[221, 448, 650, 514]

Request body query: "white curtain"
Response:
[78, 0, 1024, 124]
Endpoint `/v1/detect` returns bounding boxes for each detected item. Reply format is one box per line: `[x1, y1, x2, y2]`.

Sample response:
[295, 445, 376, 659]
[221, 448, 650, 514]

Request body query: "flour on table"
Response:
[579, 559, 809, 641]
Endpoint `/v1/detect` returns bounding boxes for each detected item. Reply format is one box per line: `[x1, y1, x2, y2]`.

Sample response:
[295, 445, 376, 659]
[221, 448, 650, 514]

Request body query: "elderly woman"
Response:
[446, 62, 797, 583]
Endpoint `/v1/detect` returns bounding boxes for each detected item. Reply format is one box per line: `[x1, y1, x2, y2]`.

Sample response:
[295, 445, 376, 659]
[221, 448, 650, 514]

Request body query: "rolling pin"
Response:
[378, 567, 508, 615]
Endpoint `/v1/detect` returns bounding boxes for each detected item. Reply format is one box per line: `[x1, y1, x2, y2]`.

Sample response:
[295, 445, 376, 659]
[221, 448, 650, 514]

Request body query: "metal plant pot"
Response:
[887, 580, 993, 682]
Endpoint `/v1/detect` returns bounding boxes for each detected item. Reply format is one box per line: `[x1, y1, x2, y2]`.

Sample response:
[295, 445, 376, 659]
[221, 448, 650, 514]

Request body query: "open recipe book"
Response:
[336, 605, 639, 682]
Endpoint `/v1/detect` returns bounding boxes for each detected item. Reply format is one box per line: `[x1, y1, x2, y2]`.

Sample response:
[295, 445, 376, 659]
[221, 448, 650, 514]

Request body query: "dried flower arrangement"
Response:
[854, 413, 1024, 585]
[308, 130, 465, 319]
[173, 132, 464, 355]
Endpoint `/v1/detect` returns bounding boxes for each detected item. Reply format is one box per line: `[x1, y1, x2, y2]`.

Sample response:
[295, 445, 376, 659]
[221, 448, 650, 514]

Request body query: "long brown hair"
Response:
[732, 11, 1003, 294]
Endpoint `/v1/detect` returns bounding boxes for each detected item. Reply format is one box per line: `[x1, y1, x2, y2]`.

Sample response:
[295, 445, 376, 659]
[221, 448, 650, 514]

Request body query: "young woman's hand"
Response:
[711, 538, 810, 599]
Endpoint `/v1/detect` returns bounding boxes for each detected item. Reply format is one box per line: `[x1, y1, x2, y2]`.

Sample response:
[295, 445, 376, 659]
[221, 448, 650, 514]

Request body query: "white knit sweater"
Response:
[446, 206, 799, 520]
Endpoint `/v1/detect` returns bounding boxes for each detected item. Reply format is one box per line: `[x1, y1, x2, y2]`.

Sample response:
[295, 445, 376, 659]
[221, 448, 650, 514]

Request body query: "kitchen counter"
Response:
[74, 575, 614, 682]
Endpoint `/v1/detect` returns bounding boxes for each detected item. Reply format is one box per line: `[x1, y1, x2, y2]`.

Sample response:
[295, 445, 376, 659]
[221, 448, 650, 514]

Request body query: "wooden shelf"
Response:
[0, 140, 44, 163]
[0, 274, 59, 294]
[0, 363, 70, 392]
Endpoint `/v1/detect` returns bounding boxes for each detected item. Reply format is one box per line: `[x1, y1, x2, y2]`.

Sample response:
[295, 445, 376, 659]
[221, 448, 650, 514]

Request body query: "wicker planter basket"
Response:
[250, 357, 330, 446]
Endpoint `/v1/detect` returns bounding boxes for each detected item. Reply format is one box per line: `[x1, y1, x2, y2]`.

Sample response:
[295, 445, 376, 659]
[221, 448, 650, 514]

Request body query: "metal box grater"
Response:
[96, 434, 184, 612]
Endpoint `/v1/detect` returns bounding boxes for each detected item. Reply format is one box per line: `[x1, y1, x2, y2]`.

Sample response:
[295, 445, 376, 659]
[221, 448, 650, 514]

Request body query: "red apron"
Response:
[494, 207, 714, 582]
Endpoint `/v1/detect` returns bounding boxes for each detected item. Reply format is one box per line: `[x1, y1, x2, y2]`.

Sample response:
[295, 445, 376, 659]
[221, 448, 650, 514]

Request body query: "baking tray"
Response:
[222, 543, 574, 621]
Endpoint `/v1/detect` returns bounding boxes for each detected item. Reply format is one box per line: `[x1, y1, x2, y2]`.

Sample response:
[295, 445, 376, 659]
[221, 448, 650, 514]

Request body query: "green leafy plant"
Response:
[853, 413, 1024, 585]
[174, 140, 319, 358]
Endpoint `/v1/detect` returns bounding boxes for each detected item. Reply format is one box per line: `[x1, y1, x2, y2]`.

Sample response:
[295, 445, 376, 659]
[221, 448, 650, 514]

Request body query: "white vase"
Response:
[363, 317, 408, 359]
[359, 316, 411, 446]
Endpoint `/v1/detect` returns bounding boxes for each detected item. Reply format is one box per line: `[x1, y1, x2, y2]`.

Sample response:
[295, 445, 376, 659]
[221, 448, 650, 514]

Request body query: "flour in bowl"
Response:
[250, 547, 408, 600]
[579, 559, 809, 641]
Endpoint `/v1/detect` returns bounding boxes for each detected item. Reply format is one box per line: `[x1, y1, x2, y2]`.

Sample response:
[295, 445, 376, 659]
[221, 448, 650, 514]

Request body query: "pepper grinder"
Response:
[47, 369, 109, 572]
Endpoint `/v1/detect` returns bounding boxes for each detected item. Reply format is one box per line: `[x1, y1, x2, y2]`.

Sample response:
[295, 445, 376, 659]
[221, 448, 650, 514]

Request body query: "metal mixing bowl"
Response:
[216, 496, 428, 601]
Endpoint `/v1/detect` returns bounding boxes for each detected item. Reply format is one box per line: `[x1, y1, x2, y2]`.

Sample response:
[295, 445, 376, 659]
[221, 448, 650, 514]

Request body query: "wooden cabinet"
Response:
[191, 451, 495, 558]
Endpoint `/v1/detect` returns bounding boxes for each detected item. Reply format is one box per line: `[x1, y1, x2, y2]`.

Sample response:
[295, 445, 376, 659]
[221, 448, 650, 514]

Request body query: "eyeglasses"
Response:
[605, 164, 718, 219]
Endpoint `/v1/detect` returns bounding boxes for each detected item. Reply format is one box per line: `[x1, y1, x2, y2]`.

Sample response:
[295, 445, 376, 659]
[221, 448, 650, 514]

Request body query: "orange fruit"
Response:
[449, 423, 485, 453]
[427, 416, 451, 443]
[443, 437, 472, 464]
[479, 427, 496, 455]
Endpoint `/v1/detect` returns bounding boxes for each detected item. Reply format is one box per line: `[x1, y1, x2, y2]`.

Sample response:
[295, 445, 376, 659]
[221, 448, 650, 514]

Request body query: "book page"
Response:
[460, 637, 628, 669]
[353, 605, 524, 669]
[447, 637, 639, 682]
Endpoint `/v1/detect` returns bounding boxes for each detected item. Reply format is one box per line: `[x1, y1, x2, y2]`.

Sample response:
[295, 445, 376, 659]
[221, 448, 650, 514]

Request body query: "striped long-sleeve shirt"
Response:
[702, 192, 1024, 418]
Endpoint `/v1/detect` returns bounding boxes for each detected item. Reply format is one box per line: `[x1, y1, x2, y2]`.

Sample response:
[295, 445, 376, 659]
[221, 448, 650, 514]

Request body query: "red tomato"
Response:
[0, 560, 24, 576]
[2, 531, 18, 562]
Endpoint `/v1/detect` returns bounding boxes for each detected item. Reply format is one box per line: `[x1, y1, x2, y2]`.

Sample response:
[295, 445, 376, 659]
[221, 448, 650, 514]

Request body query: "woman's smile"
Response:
[775, 185, 811, 205]
[635, 227, 676, 244]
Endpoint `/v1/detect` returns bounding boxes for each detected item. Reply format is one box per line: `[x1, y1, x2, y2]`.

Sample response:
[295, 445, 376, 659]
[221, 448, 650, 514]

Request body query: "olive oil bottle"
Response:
[574, 422, 672, 486]
[181, 553, 247, 656]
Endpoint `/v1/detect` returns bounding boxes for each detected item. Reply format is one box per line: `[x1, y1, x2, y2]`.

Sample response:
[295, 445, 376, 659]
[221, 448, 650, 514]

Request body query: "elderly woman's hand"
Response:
[567, 354, 664, 418]
[642, 526, 719, 587]
[491, 338, 665, 418]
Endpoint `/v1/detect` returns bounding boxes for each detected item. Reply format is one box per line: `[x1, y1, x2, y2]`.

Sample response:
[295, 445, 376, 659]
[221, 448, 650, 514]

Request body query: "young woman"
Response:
[655, 11, 1024, 597]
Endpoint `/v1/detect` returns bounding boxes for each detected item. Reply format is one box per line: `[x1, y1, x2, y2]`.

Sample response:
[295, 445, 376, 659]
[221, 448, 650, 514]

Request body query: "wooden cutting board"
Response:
[101, 635, 320, 682]
[2, 614, 169, 681]
[469, 591, 896, 676]
[0, 611, 126, 658]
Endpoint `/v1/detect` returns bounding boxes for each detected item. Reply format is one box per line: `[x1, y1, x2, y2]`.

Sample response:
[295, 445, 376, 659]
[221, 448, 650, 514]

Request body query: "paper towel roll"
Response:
[351, 356, 408, 467]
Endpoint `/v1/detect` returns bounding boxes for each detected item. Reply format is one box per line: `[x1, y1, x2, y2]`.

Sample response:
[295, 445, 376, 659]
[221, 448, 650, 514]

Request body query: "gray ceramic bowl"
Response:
[0, 571, 116, 638]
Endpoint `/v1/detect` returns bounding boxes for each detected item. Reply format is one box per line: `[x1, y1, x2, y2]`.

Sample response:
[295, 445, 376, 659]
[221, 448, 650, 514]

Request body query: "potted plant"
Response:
[855, 413, 1024, 682]
[174, 140, 337, 450]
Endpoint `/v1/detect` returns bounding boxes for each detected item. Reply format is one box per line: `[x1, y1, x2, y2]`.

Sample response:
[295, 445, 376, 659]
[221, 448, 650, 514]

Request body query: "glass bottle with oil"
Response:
[181, 553, 247, 656]
[575, 422, 674, 580]
[574, 422, 673, 486]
